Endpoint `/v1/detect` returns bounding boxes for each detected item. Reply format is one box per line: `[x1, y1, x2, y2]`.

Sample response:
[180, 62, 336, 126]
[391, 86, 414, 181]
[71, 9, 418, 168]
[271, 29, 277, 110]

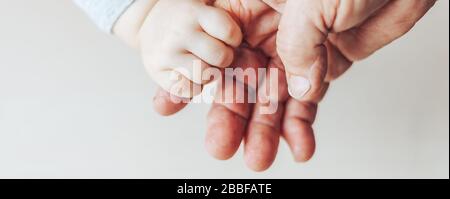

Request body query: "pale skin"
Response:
[114, 0, 436, 171]
[117, 0, 243, 99]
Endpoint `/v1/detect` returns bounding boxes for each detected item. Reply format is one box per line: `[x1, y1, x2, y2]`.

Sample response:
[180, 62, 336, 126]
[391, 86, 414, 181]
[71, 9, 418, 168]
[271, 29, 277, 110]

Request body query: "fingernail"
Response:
[288, 75, 311, 100]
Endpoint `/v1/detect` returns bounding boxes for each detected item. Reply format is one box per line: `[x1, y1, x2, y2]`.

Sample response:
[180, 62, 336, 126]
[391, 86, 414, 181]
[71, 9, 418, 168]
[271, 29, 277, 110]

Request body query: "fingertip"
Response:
[244, 126, 279, 172]
[221, 19, 243, 48]
[198, 6, 243, 47]
[283, 118, 316, 163]
[216, 46, 235, 68]
[285, 46, 327, 102]
[229, 28, 243, 48]
[205, 136, 236, 160]
[152, 89, 189, 116]
[244, 154, 272, 172]
[244, 141, 277, 172]
[205, 104, 247, 161]
[292, 141, 316, 163]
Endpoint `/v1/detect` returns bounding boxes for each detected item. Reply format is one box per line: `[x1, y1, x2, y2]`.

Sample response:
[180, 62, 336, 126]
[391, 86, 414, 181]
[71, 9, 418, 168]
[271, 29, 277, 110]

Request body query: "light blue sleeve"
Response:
[74, 0, 135, 33]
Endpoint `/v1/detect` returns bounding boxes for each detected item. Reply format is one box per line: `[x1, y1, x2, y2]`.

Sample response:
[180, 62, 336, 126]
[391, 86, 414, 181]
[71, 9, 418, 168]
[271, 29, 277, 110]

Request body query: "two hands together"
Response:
[114, 0, 436, 171]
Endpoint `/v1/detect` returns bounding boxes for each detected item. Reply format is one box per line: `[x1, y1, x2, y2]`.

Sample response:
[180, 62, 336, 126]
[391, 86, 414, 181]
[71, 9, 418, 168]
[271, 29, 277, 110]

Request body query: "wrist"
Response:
[113, 0, 158, 49]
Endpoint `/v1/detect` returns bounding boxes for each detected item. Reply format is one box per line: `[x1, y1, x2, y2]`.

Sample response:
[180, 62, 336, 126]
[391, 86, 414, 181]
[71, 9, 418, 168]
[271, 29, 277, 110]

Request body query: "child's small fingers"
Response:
[186, 32, 234, 68]
[151, 69, 203, 99]
[169, 54, 221, 85]
[197, 6, 243, 47]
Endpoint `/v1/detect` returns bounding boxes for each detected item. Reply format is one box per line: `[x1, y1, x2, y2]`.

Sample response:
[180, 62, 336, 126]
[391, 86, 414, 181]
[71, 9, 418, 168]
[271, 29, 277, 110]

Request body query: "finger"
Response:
[331, 0, 390, 32]
[226, 48, 268, 90]
[244, 102, 283, 172]
[169, 54, 215, 85]
[328, 0, 437, 62]
[245, 9, 281, 48]
[142, 51, 204, 98]
[153, 87, 189, 116]
[205, 48, 267, 160]
[150, 69, 203, 99]
[205, 77, 252, 160]
[323, 40, 353, 82]
[244, 63, 288, 172]
[197, 6, 243, 47]
[282, 45, 327, 103]
[276, 0, 328, 101]
[277, 0, 388, 100]
[282, 99, 318, 162]
[186, 32, 235, 68]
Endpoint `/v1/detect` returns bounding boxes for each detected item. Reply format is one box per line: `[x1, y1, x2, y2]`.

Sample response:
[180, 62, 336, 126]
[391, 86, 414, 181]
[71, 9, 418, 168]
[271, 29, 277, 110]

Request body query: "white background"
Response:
[0, 0, 448, 178]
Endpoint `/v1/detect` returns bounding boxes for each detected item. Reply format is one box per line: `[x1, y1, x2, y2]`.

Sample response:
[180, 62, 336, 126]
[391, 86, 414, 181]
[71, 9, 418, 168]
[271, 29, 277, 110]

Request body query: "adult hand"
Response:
[153, 0, 326, 171]
[154, 50, 323, 172]
[264, 0, 437, 100]
[151, 0, 437, 171]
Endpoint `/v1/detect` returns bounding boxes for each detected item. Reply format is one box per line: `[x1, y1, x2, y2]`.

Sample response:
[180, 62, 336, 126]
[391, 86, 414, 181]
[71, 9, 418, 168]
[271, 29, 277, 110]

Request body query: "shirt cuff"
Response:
[74, 0, 135, 33]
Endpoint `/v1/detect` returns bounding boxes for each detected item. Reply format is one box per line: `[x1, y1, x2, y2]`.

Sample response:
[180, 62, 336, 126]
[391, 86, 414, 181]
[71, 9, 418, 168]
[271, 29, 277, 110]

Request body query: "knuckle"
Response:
[221, 22, 238, 41]
[214, 48, 233, 67]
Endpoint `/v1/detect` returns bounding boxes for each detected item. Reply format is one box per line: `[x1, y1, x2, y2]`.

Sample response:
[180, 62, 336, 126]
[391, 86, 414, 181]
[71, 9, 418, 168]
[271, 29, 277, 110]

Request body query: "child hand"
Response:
[139, 0, 243, 98]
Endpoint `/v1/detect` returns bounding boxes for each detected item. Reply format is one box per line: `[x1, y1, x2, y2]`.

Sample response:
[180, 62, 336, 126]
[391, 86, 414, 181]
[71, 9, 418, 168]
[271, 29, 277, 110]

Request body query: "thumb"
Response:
[277, 0, 328, 101]
[277, 0, 388, 100]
